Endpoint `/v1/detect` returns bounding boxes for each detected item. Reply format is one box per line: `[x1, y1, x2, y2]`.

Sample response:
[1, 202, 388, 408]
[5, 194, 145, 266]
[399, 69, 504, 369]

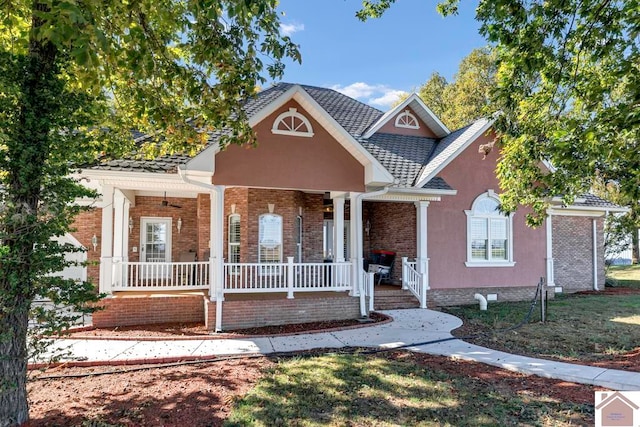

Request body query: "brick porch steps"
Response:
[373, 287, 421, 310]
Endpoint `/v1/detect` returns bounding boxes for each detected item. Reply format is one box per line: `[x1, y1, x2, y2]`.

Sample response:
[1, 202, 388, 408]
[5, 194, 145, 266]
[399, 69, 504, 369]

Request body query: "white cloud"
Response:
[331, 82, 407, 108]
[280, 22, 305, 36]
[369, 90, 406, 107]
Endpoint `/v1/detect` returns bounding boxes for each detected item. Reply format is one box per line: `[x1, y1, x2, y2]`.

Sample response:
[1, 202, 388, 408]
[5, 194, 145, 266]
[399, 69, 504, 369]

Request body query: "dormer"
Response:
[363, 93, 450, 139]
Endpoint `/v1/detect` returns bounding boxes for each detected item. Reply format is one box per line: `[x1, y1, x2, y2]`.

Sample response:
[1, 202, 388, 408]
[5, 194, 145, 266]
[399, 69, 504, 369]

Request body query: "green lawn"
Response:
[225, 352, 592, 426]
[444, 285, 640, 362]
[607, 264, 640, 288]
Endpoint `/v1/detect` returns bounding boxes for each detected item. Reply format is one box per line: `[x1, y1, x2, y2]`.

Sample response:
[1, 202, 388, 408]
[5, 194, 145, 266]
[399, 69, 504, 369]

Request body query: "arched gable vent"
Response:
[394, 110, 420, 129]
[271, 107, 315, 137]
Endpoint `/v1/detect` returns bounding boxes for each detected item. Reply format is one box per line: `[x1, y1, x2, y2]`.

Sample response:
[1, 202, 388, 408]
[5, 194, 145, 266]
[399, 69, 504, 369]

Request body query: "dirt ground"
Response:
[28, 350, 601, 427]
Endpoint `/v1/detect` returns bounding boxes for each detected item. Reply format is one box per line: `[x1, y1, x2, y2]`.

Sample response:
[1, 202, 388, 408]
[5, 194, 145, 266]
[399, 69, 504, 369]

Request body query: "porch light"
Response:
[177, 217, 183, 234]
[91, 234, 98, 251]
[365, 220, 371, 236]
[128, 217, 133, 234]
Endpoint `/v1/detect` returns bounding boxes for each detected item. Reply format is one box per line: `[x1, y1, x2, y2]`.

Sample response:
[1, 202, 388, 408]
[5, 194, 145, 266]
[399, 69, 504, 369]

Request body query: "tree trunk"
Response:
[0, 4, 58, 423]
[0, 310, 30, 427]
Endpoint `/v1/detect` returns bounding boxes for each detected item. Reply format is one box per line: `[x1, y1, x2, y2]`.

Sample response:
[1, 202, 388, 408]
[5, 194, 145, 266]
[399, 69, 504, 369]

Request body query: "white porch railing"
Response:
[223, 258, 353, 298]
[402, 258, 428, 309]
[113, 261, 210, 291]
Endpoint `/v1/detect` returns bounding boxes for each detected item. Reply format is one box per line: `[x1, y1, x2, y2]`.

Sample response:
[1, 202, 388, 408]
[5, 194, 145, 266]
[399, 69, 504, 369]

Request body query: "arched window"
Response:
[228, 214, 241, 264]
[271, 108, 314, 137]
[394, 110, 420, 129]
[465, 191, 515, 267]
[259, 213, 282, 264]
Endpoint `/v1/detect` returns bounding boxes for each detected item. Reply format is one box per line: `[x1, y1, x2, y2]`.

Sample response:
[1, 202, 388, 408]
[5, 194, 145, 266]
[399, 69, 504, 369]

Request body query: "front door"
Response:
[140, 218, 172, 263]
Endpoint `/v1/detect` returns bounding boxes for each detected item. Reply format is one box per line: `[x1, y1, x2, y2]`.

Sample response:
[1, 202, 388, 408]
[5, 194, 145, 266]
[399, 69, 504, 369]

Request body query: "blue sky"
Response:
[269, 0, 487, 109]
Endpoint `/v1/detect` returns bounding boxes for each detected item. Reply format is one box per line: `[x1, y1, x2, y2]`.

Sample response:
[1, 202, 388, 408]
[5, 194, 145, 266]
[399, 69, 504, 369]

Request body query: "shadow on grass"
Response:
[225, 351, 593, 427]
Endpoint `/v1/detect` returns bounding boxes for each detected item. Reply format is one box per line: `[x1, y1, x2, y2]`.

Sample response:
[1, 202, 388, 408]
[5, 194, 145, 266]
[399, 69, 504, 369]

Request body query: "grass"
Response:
[606, 263, 640, 288]
[225, 352, 592, 426]
[444, 280, 640, 362]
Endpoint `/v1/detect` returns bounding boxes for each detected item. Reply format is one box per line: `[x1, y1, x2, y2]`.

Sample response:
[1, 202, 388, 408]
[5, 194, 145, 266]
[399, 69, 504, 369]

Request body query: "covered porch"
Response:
[90, 171, 436, 331]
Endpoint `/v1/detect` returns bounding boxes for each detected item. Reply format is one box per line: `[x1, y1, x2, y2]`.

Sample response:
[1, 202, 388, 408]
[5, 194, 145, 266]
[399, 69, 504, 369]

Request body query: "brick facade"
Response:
[92, 295, 205, 328]
[552, 215, 606, 292]
[365, 201, 416, 283]
[205, 294, 360, 331]
[71, 208, 103, 283]
[428, 285, 553, 307]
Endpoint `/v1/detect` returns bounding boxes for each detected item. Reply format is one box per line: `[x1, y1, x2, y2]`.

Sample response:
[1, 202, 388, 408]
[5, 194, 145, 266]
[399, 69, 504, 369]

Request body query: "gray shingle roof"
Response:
[575, 194, 622, 209]
[358, 133, 436, 188]
[421, 177, 453, 191]
[415, 117, 491, 187]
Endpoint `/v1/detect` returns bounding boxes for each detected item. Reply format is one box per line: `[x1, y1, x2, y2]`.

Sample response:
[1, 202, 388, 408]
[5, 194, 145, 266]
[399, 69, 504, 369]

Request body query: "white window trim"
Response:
[228, 213, 241, 264]
[464, 190, 515, 267]
[271, 107, 315, 137]
[394, 110, 420, 129]
[140, 217, 172, 263]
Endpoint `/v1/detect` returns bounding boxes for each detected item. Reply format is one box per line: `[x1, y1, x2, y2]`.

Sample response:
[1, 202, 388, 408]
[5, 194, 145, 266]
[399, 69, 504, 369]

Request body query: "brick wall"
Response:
[71, 208, 103, 283]
[205, 295, 360, 331]
[553, 215, 606, 292]
[128, 196, 200, 262]
[92, 295, 205, 327]
[428, 285, 553, 307]
[224, 189, 325, 263]
[366, 201, 416, 282]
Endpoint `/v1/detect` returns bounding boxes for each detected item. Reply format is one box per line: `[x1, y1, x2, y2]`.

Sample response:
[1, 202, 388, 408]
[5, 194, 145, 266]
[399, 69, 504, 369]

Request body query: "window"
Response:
[228, 214, 241, 263]
[394, 110, 420, 129]
[271, 107, 314, 137]
[259, 214, 282, 264]
[465, 191, 515, 267]
[294, 215, 303, 263]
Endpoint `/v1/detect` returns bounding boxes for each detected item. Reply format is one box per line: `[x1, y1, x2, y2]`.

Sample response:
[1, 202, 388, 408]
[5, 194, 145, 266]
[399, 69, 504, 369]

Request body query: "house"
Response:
[69, 83, 624, 331]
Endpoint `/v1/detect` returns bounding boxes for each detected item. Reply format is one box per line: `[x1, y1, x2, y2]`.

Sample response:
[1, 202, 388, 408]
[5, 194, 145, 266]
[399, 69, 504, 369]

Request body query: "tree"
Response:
[0, 1, 299, 425]
[359, 1, 640, 227]
[415, 47, 496, 130]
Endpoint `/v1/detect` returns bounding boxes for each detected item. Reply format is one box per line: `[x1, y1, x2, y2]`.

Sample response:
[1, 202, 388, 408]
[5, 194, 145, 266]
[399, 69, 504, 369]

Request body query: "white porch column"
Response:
[210, 186, 225, 332]
[333, 196, 345, 262]
[415, 201, 429, 274]
[545, 214, 555, 287]
[349, 193, 363, 296]
[99, 185, 114, 294]
[112, 190, 126, 288]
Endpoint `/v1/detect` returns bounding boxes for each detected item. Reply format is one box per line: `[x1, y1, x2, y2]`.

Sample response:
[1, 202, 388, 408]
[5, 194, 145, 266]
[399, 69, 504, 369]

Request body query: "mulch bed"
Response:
[65, 312, 390, 340]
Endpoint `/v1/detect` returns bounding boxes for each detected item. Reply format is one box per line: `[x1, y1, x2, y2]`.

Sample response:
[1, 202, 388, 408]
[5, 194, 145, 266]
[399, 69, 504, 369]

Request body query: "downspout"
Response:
[593, 218, 599, 291]
[178, 169, 225, 331]
[354, 186, 390, 317]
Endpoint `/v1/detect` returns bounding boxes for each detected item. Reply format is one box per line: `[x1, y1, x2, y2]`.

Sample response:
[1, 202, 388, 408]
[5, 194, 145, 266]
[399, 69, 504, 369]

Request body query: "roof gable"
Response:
[363, 93, 450, 139]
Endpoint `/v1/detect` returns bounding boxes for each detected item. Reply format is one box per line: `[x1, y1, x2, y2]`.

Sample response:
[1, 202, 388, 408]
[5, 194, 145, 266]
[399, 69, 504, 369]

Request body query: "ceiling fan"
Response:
[160, 192, 182, 209]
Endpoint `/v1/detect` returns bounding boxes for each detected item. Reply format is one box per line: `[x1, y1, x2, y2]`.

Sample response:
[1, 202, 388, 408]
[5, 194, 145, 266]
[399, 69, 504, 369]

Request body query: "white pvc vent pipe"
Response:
[474, 293, 488, 311]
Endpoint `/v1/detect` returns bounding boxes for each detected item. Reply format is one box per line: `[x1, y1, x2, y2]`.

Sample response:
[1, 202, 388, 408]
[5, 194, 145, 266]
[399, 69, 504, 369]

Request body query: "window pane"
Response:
[490, 219, 507, 239]
[229, 215, 241, 244]
[471, 218, 488, 239]
[471, 239, 487, 260]
[491, 239, 507, 260]
[474, 198, 500, 214]
[259, 214, 282, 263]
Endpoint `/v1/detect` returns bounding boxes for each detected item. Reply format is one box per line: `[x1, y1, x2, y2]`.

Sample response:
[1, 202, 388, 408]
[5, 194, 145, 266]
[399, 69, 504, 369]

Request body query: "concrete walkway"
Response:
[40, 309, 640, 391]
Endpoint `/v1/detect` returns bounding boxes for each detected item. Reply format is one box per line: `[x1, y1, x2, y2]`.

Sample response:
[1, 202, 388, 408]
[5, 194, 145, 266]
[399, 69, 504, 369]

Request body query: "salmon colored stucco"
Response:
[428, 130, 547, 289]
[377, 106, 438, 138]
[213, 100, 365, 192]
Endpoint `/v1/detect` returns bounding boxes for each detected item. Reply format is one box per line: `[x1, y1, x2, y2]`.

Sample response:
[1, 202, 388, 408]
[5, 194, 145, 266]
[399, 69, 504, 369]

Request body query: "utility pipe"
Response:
[474, 293, 488, 311]
[593, 218, 599, 291]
